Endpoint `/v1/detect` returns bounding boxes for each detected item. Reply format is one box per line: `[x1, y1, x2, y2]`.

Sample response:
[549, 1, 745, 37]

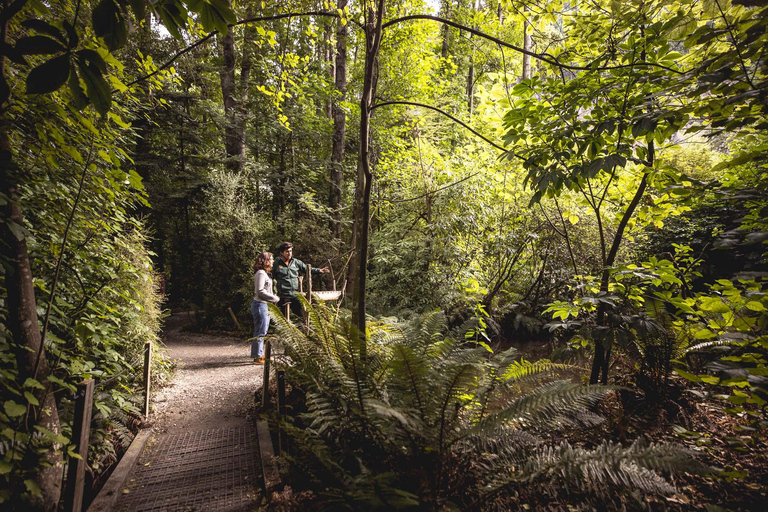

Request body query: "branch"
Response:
[370, 100, 519, 157]
[382, 171, 481, 203]
[382, 15, 685, 75]
[124, 11, 356, 90]
[34, 135, 95, 380]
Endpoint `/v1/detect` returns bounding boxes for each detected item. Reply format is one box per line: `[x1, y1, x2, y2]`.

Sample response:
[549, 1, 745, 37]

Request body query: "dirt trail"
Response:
[149, 312, 262, 433]
[112, 313, 266, 512]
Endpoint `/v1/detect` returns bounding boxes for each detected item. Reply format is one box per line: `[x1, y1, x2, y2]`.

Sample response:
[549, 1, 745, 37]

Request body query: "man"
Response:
[274, 241, 329, 319]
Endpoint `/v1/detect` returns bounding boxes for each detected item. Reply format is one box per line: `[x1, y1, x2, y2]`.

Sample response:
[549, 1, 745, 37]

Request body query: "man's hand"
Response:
[319, 266, 330, 274]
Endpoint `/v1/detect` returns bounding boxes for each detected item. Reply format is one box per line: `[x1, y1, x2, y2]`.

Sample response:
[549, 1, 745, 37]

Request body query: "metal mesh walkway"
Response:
[114, 426, 262, 512]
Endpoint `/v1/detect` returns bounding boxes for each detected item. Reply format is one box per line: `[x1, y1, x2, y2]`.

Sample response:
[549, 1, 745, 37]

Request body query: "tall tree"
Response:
[329, 0, 349, 239]
[219, 19, 247, 172]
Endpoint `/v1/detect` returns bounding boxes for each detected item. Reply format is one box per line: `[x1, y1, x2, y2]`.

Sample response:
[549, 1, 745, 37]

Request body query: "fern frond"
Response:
[685, 338, 744, 353]
[414, 310, 448, 346]
[507, 438, 698, 496]
[458, 427, 541, 470]
[501, 359, 571, 382]
[469, 381, 613, 434]
[387, 343, 430, 420]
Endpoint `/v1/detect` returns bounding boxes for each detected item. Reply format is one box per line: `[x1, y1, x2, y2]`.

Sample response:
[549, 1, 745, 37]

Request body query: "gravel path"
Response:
[149, 312, 262, 433]
[112, 313, 267, 512]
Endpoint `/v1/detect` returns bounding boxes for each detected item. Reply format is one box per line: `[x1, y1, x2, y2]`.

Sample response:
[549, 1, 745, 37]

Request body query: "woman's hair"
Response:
[253, 252, 273, 273]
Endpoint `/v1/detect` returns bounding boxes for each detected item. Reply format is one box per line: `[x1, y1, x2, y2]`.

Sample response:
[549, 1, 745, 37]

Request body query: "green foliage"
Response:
[270, 301, 700, 509]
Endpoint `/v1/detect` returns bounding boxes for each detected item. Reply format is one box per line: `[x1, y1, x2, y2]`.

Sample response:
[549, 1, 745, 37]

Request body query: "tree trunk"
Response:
[467, 0, 477, 114]
[350, 0, 385, 339]
[329, 0, 348, 239]
[440, 0, 451, 61]
[589, 143, 653, 384]
[0, 183, 64, 512]
[522, 7, 531, 80]
[219, 20, 246, 172]
[1, 12, 63, 510]
[324, 18, 335, 120]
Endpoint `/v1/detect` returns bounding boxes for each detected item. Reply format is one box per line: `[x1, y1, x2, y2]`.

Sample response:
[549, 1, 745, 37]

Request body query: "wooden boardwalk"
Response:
[113, 426, 263, 512]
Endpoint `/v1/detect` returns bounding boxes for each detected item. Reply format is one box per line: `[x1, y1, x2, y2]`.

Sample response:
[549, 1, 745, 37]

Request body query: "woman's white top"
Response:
[254, 270, 279, 303]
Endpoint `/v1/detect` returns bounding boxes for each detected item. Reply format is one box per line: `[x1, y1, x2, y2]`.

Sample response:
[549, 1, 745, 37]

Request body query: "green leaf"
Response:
[1, 41, 27, 65]
[62, 21, 79, 49]
[24, 479, 42, 497]
[154, 2, 187, 40]
[68, 67, 90, 110]
[745, 301, 766, 312]
[24, 391, 39, 406]
[23, 378, 45, 390]
[693, 328, 716, 340]
[77, 58, 111, 116]
[0, 460, 11, 475]
[77, 49, 107, 73]
[199, 1, 234, 34]
[15, 35, 66, 55]
[21, 19, 66, 43]
[674, 369, 701, 382]
[4, 400, 26, 417]
[127, 0, 145, 21]
[26, 54, 70, 94]
[92, 0, 127, 51]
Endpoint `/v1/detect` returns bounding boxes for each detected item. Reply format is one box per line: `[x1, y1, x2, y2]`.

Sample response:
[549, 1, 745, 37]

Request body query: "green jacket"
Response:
[274, 256, 322, 298]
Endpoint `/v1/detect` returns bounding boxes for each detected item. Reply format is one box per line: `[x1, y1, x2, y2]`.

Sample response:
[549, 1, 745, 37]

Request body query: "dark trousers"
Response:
[277, 296, 303, 321]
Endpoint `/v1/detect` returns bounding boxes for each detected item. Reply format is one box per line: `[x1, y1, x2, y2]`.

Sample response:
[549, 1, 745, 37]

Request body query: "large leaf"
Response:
[0, 41, 27, 65]
[26, 54, 70, 94]
[128, 0, 145, 21]
[77, 58, 111, 116]
[92, 0, 127, 51]
[68, 68, 90, 110]
[153, 1, 188, 40]
[62, 21, 79, 49]
[77, 49, 107, 74]
[21, 19, 66, 43]
[198, 0, 237, 34]
[15, 35, 66, 55]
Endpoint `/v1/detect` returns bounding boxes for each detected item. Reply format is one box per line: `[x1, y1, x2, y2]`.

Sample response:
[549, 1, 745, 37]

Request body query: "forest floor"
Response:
[511, 343, 768, 511]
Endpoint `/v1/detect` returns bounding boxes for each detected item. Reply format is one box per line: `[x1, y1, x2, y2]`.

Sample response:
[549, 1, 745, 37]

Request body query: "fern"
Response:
[270, 306, 703, 510]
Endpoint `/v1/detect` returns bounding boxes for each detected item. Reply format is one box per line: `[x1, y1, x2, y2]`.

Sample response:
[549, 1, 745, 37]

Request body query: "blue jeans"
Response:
[250, 300, 269, 358]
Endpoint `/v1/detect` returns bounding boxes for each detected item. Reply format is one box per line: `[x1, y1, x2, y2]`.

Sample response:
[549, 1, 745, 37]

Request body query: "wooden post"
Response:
[305, 264, 312, 328]
[63, 379, 94, 512]
[261, 339, 272, 409]
[283, 302, 291, 325]
[277, 370, 287, 455]
[143, 341, 151, 418]
[227, 307, 242, 331]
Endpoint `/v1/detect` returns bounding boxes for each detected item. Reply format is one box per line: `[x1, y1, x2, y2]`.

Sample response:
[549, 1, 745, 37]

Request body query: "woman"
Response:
[251, 252, 279, 363]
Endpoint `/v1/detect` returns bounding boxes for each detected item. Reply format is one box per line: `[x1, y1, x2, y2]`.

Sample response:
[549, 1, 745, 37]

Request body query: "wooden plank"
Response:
[261, 339, 272, 409]
[86, 429, 152, 512]
[63, 379, 94, 512]
[143, 341, 151, 418]
[313, 290, 342, 301]
[256, 419, 281, 498]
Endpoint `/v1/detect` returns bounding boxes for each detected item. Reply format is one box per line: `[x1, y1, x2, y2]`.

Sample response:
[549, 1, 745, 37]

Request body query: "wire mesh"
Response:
[114, 426, 262, 511]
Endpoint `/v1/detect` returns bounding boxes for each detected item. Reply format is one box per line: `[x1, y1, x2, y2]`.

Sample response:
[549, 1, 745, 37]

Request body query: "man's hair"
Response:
[278, 241, 293, 254]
